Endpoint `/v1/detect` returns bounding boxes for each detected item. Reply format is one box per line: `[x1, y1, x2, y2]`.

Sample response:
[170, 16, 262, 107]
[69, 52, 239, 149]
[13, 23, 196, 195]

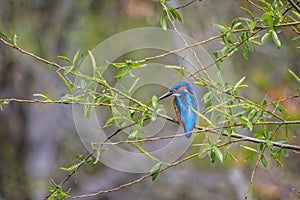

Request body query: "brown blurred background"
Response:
[0, 0, 299, 199]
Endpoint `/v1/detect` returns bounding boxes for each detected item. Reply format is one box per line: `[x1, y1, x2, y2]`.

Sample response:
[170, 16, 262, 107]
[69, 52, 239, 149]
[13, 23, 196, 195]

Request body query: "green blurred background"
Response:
[0, 0, 299, 199]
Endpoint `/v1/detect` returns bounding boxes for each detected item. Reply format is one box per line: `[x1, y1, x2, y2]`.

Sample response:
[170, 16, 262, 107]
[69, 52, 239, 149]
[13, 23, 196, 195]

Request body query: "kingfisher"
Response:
[158, 82, 198, 138]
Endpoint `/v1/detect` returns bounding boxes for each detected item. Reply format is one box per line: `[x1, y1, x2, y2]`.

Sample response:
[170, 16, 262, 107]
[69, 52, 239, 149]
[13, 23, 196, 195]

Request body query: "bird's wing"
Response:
[175, 94, 198, 137]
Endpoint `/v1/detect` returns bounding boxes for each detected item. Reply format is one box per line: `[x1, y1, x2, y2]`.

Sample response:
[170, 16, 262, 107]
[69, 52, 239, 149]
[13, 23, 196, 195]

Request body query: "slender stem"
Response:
[67, 138, 246, 199]
[287, 0, 300, 13]
[0, 38, 61, 68]
[244, 125, 281, 199]
[174, 0, 201, 10]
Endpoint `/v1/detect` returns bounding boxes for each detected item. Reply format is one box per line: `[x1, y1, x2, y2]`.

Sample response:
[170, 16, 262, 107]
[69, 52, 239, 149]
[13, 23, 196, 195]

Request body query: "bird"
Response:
[158, 82, 198, 138]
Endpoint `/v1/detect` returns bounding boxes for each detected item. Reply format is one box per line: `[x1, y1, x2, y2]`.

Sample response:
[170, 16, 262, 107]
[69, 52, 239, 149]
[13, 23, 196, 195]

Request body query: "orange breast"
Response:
[173, 100, 181, 124]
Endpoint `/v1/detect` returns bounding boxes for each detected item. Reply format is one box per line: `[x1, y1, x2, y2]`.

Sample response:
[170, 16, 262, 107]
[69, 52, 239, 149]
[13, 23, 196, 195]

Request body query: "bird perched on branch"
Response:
[158, 82, 198, 138]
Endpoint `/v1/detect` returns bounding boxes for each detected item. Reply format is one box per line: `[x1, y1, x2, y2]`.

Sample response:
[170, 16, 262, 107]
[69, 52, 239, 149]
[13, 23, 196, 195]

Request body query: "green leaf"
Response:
[93, 147, 101, 164]
[160, 11, 167, 30]
[266, 139, 273, 150]
[232, 21, 242, 30]
[212, 52, 220, 71]
[88, 50, 98, 76]
[213, 146, 223, 163]
[0, 100, 9, 111]
[0, 29, 13, 43]
[128, 130, 138, 140]
[261, 12, 272, 23]
[261, 98, 267, 109]
[267, 16, 274, 29]
[84, 105, 92, 119]
[240, 7, 254, 19]
[128, 78, 140, 94]
[44, 90, 49, 99]
[168, 7, 183, 22]
[75, 154, 83, 159]
[165, 65, 185, 77]
[60, 163, 81, 172]
[288, 69, 300, 84]
[261, 31, 271, 44]
[234, 76, 246, 90]
[127, 61, 146, 69]
[246, 122, 253, 131]
[238, 17, 253, 23]
[73, 50, 81, 64]
[240, 145, 258, 153]
[152, 95, 158, 108]
[211, 23, 228, 32]
[270, 151, 283, 167]
[57, 55, 72, 64]
[260, 154, 268, 167]
[150, 162, 162, 182]
[85, 157, 93, 164]
[110, 62, 127, 68]
[249, 21, 256, 31]
[271, 30, 281, 49]
[64, 65, 74, 75]
[33, 93, 48, 100]
[115, 68, 129, 79]
[208, 149, 216, 163]
[57, 72, 72, 94]
[198, 144, 211, 159]
[13, 34, 18, 46]
[249, 35, 261, 46]
[242, 42, 249, 60]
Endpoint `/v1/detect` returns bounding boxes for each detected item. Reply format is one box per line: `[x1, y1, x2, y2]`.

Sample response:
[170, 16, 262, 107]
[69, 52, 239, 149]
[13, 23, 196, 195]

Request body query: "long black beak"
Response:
[158, 90, 173, 101]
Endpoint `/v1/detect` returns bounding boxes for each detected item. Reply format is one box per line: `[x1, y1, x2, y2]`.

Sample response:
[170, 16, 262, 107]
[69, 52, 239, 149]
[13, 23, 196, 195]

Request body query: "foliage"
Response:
[0, 0, 299, 199]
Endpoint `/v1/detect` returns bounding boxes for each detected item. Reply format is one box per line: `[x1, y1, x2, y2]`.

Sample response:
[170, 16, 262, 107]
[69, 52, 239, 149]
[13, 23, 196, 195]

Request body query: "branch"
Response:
[45, 150, 95, 200]
[287, 0, 300, 13]
[246, 0, 267, 12]
[67, 139, 244, 199]
[0, 38, 61, 68]
[174, 0, 202, 10]
[2, 97, 300, 152]
[0, 98, 144, 112]
[245, 124, 281, 199]
[1, 22, 299, 71]
[96, 123, 300, 152]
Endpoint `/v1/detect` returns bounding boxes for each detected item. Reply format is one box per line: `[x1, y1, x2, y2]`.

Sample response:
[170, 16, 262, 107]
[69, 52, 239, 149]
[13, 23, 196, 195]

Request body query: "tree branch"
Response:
[174, 0, 202, 10]
[287, 0, 300, 13]
[67, 139, 244, 199]
[0, 38, 61, 68]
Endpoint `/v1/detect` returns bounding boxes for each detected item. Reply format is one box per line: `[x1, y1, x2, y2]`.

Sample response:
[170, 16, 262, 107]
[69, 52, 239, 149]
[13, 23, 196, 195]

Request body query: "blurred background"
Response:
[0, 0, 299, 199]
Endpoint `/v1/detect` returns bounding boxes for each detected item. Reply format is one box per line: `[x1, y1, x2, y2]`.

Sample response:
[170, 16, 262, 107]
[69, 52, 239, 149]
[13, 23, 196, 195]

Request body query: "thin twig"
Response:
[244, 124, 281, 199]
[163, 2, 213, 82]
[174, 0, 201, 10]
[97, 124, 300, 152]
[244, 156, 260, 200]
[268, 93, 300, 105]
[246, 0, 267, 12]
[44, 150, 95, 200]
[2, 98, 300, 151]
[287, 0, 300, 13]
[68, 139, 244, 199]
[0, 98, 144, 112]
[0, 38, 61, 68]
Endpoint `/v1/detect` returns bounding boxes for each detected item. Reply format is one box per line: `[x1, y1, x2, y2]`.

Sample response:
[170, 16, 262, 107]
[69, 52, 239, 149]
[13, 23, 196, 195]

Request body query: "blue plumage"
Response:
[158, 82, 198, 138]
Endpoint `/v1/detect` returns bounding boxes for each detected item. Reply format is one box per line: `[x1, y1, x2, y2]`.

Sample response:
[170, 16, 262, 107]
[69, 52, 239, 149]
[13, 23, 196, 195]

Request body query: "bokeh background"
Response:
[0, 0, 299, 199]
